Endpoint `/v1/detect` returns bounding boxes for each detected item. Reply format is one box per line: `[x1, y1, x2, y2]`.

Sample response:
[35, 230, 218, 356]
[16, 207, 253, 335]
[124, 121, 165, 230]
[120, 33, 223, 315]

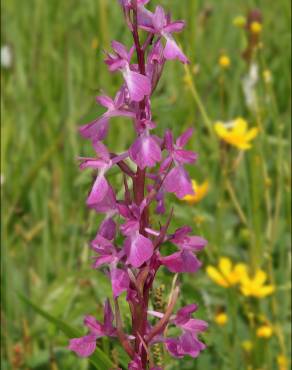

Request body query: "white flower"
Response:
[1, 45, 13, 69]
[242, 63, 258, 111]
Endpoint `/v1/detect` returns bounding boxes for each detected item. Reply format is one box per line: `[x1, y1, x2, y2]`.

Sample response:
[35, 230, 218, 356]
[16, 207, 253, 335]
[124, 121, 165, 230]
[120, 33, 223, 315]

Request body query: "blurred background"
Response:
[1, 0, 291, 369]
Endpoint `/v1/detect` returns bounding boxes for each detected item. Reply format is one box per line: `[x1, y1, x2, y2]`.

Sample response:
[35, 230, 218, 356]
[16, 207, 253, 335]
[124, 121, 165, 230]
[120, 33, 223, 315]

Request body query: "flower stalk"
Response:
[68, 1, 208, 368]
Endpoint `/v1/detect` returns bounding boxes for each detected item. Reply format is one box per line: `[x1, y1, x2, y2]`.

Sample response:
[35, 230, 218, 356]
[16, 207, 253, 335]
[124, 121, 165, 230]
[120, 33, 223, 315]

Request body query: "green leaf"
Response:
[18, 293, 114, 370]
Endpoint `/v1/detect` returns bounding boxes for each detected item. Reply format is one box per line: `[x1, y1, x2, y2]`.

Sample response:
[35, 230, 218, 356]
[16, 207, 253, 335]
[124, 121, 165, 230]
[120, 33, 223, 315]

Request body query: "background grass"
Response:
[1, 0, 291, 369]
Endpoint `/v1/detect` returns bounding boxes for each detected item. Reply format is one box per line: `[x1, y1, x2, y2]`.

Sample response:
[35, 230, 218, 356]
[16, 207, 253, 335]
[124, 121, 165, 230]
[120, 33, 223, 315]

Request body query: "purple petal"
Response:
[111, 40, 129, 60]
[120, 220, 140, 236]
[68, 335, 97, 357]
[103, 299, 116, 335]
[129, 135, 162, 169]
[163, 20, 185, 34]
[180, 318, 208, 333]
[173, 149, 198, 164]
[79, 116, 109, 141]
[148, 40, 164, 64]
[105, 56, 127, 72]
[181, 236, 208, 251]
[172, 229, 207, 251]
[180, 332, 206, 358]
[86, 175, 109, 206]
[163, 166, 194, 199]
[152, 6, 167, 30]
[123, 69, 152, 102]
[160, 157, 173, 174]
[117, 203, 133, 219]
[173, 226, 192, 238]
[175, 304, 198, 323]
[176, 127, 194, 147]
[90, 185, 117, 213]
[96, 95, 114, 109]
[163, 35, 189, 64]
[93, 255, 114, 268]
[160, 250, 201, 273]
[124, 233, 154, 267]
[137, 4, 153, 28]
[84, 316, 104, 336]
[164, 129, 174, 151]
[92, 141, 110, 161]
[110, 267, 130, 298]
[98, 218, 116, 240]
[165, 338, 183, 358]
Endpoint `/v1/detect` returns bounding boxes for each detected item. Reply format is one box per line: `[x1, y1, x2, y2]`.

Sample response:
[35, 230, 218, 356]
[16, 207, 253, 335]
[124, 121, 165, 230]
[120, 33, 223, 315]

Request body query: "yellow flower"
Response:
[206, 257, 247, 287]
[214, 117, 259, 150]
[250, 21, 262, 34]
[240, 269, 275, 298]
[219, 55, 231, 69]
[241, 340, 253, 352]
[256, 324, 273, 338]
[263, 69, 272, 84]
[183, 180, 209, 204]
[277, 354, 289, 370]
[214, 312, 228, 326]
[233, 15, 246, 28]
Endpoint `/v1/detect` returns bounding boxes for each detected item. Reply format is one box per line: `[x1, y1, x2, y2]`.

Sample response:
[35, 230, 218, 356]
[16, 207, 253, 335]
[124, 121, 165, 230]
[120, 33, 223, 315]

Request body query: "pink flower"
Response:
[140, 6, 189, 64]
[69, 300, 116, 357]
[79, 88, 135, 141]
[129, 133, 162, 169]
[163, 165, 194, 199]
[79, 141, 128, 207]
[105, 41, 151, 102]
[160, 227, 207, 273]
[71, 0, 208, 367]
[149, 304, 208, 359]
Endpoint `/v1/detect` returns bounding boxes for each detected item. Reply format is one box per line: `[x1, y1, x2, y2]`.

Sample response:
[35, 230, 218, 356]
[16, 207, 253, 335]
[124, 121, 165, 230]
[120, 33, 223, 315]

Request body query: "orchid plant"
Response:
[69, 1, 208, 368]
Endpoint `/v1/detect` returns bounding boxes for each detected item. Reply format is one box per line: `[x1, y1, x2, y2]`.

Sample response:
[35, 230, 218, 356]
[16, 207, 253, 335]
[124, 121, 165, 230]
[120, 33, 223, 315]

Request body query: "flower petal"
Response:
[68, 335, 97, 357]
[129, 135, 162, 169]
[124, 233, 154, 267]
[163, 35, 189, 64]
[206, 266, 229, 287]
[176, 127, 194, 147]
[163, 166, 194, 199]
[79, 116, 109, 141]
[87, 175, 109, 206]
[110, 267, 130, 298]
[160, 250, 201, 273]
[123, 69, 151, 102]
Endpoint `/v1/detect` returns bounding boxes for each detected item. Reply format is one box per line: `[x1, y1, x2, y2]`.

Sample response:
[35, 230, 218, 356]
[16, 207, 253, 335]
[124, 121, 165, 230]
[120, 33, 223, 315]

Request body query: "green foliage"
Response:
[1, 0, 291, 369]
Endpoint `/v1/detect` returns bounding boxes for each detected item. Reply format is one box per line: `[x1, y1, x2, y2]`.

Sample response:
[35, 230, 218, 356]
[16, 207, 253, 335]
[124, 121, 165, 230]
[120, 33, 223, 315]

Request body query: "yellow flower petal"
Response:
[229, 264, 248, 285]
[256, 285, 275, 298]
[215, 312, 228, 326]
[214, 122, 228, 139]
[250, 21, 262, 34]
[234, 263, 248, 279]
[256, 325, 273, 338]
[233, 117, 248, 135]
[206, 266, 229, 287]
[219, 55, 231, 69]
[245, 127, 259, 141]
[234, 141, 252, 150]
[183, 180, 209, 204]
[219, 257, 232, 281]
[277, 354, 289, 370]
[253, 270, 267, 286]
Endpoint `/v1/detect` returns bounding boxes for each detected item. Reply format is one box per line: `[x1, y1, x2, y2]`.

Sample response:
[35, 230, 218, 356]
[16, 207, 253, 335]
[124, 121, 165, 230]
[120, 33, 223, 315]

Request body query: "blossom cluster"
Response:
[69, 1, 208, 368]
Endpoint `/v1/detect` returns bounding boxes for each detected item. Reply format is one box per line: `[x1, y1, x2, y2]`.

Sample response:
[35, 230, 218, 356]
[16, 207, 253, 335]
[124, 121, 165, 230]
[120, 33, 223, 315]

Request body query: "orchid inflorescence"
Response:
[69, 1, 208, 368]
